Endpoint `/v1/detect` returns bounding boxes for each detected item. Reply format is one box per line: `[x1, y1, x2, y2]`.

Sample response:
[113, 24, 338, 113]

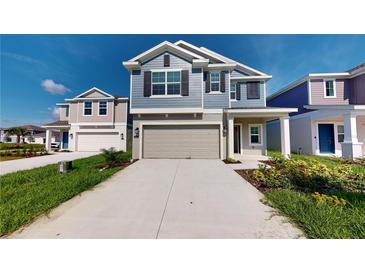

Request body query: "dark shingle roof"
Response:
[44, 120, 70, 127]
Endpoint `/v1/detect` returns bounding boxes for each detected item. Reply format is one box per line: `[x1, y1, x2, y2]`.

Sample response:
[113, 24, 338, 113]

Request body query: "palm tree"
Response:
[6, 127, 28, 147]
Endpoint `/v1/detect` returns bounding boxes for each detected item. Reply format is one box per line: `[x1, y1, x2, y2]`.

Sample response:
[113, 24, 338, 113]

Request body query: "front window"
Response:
[230, 83, 236, 100]
[210, 72, 220, 92]
[152, 71, 181, 96]
[325, 79, 335, 97]
[84, 101, 92, 115]
[247, 82, 260, 99]
[65, 106, 69, 117]
[99, 101, 107, 115]
[337, 125, 344, 143]
[249, 124, 262, 145]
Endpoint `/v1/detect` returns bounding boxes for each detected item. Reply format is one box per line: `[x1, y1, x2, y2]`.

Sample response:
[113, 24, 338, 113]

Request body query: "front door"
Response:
[62, 132, 69, 149]
[318, 124, 335, 153]
[234, 125, 241, 154]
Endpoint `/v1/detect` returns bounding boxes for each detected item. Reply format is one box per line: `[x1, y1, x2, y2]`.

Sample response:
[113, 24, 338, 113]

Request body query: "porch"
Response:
[226, 107, 297, 160]
[43, 120, 71, 151]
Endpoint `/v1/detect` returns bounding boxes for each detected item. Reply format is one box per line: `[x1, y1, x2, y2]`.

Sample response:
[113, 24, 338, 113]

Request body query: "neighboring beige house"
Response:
[123, 41, 296, 160]
[267, 63, 365, 159]
[44, 87, 128, 152]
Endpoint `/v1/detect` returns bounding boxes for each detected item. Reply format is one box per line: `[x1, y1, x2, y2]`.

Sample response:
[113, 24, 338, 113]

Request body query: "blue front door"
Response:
[318, 124, 335, 153]
[62, 132, 69, 149]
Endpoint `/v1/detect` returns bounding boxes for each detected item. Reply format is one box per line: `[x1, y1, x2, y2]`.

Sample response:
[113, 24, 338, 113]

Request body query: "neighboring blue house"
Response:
[123, 41, 297, 160]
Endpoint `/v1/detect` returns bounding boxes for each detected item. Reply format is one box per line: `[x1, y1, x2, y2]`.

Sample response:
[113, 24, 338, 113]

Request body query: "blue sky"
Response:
[1, 34, 365, 127]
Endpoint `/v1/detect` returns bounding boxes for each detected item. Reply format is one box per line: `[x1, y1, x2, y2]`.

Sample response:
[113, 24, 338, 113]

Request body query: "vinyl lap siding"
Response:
[131, 52, 202, 109]
[231, 82, 266, 108]
[230, 69, 248, 78]
[203, 72, 229, 108]
[310, 79, 349, 105]
[350, 73, 365, 104]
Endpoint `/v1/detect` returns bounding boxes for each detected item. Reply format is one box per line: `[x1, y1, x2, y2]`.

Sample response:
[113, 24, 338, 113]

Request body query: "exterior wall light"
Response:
[121, 133, 124, 140]
[134, 127, 139, 138]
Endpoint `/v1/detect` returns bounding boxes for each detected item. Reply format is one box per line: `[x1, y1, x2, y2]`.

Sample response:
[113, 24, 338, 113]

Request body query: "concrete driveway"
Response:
[10, 159, 303, 239]
[0, 152, 99, 175]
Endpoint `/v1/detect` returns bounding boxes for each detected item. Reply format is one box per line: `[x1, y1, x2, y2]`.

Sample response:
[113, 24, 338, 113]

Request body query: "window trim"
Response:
[230, 82, 237, 101]
[210, 71, 221, 93]
[98, 100, 108, 116]
[246, 81, 261, 100]
[151, 69, 182, 97]
[248, 124, 263, 146]
[323, 79, 336, 98]
[83, 101, 93, 116]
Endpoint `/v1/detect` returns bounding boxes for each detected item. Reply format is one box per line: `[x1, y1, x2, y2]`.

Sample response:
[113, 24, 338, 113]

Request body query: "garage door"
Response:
[77, 132, 120, 152]
[143, 125, 220, 159]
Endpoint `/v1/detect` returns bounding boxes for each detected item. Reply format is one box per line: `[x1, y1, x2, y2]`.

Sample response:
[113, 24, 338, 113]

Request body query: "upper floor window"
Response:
[247, 82, 260, 99]
[210, 72, 220, 92]
[84, 101, 92, 116]
[152, 70, 181, 96]
[230, 83, 236, 100]
[65, 106, 69, 117]
[324, 79, 336, 98]
[99, 101, 107, 115]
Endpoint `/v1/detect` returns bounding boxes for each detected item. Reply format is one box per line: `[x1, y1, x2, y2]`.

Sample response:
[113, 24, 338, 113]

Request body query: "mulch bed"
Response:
[223, 159, 242, 164]
[235, 169, 273, 193]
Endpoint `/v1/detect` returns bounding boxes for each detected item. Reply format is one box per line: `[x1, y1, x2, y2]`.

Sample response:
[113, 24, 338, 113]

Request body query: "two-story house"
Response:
[123, 41, 297, 160]
[267, 63, 365, 159]
[43, 87, 129, 152]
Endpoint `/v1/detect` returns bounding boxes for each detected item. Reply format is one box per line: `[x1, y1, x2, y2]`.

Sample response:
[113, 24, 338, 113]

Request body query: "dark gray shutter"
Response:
[220, 71, 226, 92]
[205, 72, 210, 93]
[144, 71, 152, 97]
[164, 55, 170, 67]
[236, 83, 241, 100]
[181, 70, 189, 96]
[247, 82, 260, 99]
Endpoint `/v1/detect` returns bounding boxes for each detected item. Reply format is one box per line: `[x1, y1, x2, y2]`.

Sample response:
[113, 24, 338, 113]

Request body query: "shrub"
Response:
[101, 147, 119, 165]
[311, 192, 346, 207]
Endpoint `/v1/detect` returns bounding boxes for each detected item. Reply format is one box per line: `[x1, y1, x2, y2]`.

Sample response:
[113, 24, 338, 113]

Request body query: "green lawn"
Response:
[248, 152, 365, 238]
[0, 151, 131, 236]
[0, 143, 45, 150]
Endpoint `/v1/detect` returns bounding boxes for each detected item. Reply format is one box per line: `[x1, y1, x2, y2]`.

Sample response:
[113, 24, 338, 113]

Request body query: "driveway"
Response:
[0, 152, 99, 175]
[10, 159, 303, 239]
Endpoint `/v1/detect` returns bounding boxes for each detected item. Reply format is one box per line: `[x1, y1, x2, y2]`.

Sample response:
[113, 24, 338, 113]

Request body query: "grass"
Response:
[266, 190, 365, 239]
[0, 143, 45, 150]
[0, 151, 131, 236]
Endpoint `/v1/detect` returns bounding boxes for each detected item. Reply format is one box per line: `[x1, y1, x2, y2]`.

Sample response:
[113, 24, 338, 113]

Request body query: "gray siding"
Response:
[131, 52, 202, 109]
[230, 69, 248, 78]
[203, 72, 230, 108]
[231, 81, 266, 108]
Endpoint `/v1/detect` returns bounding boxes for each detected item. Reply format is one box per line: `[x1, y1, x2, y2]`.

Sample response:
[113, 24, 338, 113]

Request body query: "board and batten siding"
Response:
[131, 52, 202, 109]
[203, 72, 230, 108]
[231, 81, 266, 108]
[310, 79, 350, 105]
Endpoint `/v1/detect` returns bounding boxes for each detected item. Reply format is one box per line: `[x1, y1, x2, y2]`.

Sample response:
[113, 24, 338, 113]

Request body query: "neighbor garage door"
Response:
[77, 132, 120, 152]
[143, 125, 220, 159]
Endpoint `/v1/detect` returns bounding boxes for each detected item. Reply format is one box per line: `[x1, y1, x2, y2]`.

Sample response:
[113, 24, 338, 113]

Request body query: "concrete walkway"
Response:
[10, 159, 303, 239]
[0, 152, 98, 175]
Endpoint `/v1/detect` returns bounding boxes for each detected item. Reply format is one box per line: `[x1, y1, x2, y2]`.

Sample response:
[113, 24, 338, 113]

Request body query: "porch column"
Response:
[341, 112, 362, 159]
[280, 116, 291, 159]
[228, 115, 234, 159]
[45, 129, 52, 152]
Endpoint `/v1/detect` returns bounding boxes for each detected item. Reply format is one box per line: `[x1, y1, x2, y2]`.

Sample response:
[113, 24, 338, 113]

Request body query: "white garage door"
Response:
[77, 132, 120, 152]
[143, 125, 220, 159]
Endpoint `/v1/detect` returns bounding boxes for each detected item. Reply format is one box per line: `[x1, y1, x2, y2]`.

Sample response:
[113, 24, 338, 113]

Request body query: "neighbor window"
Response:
[84, 101, 92, 115]
[152, 70, 181, 96]
[65, 106, 69, 117]
[230, 83, 236, 100]
[99, 101, 107, 115]
[337, 125, 344, 143]
[210, 72, 220, 92]
[249, 124, 262, 145]
[247, 82, 260, 99]
[325, 79, 336, 97]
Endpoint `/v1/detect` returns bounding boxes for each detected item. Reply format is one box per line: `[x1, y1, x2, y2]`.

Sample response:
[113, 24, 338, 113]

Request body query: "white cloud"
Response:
[48, 107, 60, 119]
[41, 79, 70, 95]
[2, 51, 45, 65]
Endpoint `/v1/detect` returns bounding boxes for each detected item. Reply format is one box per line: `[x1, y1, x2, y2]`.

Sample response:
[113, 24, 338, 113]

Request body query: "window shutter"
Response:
[247, 82, 260, 99]
[144, 71, 152, 97]
[181, 70, 189, 96]
[164, 55, 170, 67]
[236, 83, 241, 100]
[205, 72, 210, 93]
[220, 71, 226, 92]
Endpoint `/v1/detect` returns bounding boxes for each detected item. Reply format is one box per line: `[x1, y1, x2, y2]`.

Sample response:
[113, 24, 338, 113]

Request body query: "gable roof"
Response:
[175, 40, 269, 76]
[75, 87, 114, 99]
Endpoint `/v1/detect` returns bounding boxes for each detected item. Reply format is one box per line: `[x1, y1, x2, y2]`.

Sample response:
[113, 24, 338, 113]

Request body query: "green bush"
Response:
[101, 147, 119, 165]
